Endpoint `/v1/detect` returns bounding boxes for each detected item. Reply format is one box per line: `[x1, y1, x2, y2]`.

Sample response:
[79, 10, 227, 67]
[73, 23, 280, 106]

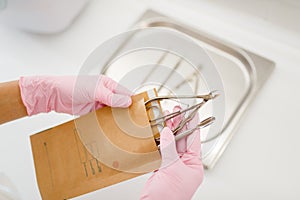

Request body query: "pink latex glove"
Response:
[140, 106, 204, 200]
[19, 75, 132, 116]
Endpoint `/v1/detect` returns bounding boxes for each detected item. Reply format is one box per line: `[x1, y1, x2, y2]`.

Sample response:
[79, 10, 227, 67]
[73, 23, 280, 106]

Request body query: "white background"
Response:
[0, 0, 300, 199]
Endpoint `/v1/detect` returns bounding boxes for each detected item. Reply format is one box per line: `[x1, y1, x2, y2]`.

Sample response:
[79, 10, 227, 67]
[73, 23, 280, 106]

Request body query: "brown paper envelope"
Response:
[30, 90, 162, 200]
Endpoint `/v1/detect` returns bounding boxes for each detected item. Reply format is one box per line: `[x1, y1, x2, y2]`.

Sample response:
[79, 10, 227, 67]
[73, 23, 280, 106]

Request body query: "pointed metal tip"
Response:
[210, 90, 221, 99]
[199, 116, 216, 128]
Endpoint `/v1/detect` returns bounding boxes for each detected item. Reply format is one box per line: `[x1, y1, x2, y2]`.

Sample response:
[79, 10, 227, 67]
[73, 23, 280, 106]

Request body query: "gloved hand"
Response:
[19, 75, 132, 116]
[140, 106, 204, 200]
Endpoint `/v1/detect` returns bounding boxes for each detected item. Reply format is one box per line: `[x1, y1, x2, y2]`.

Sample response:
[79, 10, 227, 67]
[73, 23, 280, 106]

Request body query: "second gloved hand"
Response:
[140, 106, 204, 200]
[19, 75, 132, 116]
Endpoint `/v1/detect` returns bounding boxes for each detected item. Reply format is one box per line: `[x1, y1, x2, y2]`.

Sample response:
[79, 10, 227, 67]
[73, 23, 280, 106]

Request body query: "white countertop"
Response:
[0, 0, 300, 199]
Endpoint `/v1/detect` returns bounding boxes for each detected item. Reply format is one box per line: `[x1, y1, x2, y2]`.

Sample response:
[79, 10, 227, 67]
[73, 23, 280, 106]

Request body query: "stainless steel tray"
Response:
[99, 10, 274, 169]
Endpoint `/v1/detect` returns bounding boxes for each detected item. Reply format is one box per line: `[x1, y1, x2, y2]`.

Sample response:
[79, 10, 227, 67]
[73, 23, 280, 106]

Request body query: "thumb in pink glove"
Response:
[19, 75, 132, 116]
[140, 107, 204, 200]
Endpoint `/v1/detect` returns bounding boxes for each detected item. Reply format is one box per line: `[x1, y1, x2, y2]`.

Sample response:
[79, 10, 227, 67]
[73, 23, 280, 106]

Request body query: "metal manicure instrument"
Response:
[145, 90, 220, 145]
[157, 117, 215, 149]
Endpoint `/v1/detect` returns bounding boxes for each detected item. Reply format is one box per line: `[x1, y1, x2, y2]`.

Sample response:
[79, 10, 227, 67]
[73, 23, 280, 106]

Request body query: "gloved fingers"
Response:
[186, 112, 201, 155]
[172, 106, 188, 154]
[94, 102, 105, 110]
[186, 129, 201, 156]
[162, 109, 187, 154]
[163, 110, 173, 129]
[172, 105, 183, 128]
[159, 127, 180, 169]
[187, 111, 200, 128]
[176, 124, 188, 154]
[100, 75, 133, 96]
[96, 86, 132, 108]
[180, 130, 202, 169]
